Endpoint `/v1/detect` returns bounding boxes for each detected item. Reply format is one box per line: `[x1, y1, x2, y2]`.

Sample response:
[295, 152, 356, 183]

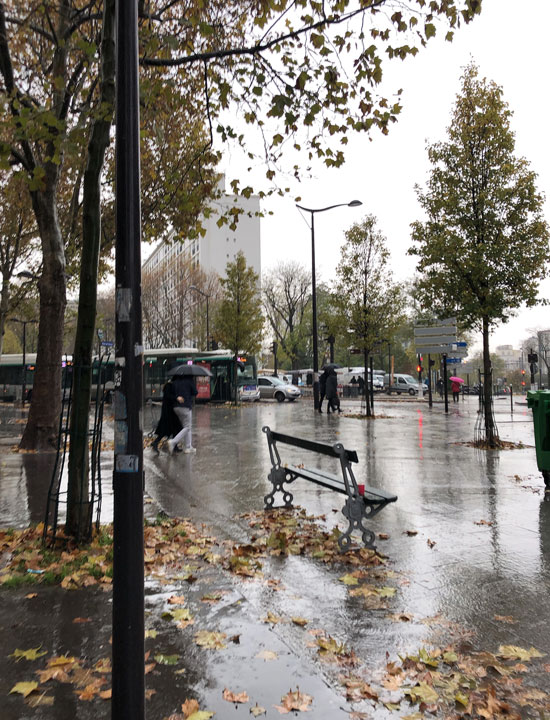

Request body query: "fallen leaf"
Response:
[181, 698, 200, 717]
[10, 681, 39, 697]
[36, 666, 71, 683]
[427, 538, 436, 548]
[256, 650, 278, 661]
[72, 617, 91, 623]
[291, 617, 308, 626]
[168, 595, 187, 605]
[145, 629, 158, 639]
[10, 647, 48, 662]
[24, 692, 54, 707]
[274, 687, 313, 714]
[493, 614, 517, 624]
[25, 593, 38, 599]
[154, 654, 179, 665]
[250, 703, 266, 716]
[223, 688, 249, 703]
[498, 645, 545, 661]
[339, 573, 359, 586]
[262, 611, 284, 624]
[194, 630, 227, 649]
[404, 530, 418, 536]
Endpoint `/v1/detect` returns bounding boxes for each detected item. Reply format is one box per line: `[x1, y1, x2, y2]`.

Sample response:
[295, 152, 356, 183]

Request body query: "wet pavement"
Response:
[1, 395, 549, 719]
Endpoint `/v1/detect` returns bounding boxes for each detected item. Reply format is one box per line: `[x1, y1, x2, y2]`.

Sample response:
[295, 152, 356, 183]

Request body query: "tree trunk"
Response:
[482, 315, 499, 447]
[363, 348, 371, 417]
[66, 0, 115, 540]
[0, 271, 10, 358]
[20, 191, 66, 450]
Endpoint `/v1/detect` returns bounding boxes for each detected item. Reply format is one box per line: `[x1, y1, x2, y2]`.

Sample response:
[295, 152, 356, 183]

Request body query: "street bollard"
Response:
[510, 384, 513, 414]
[527, 390, 550, 490]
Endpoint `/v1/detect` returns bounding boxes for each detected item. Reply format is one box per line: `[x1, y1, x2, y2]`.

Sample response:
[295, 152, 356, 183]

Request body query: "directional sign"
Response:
[415, 334, 458, 345]
[101, 340, 114, 347]
[414, 326, 457, 338]
[446, 358, 462, 364]
[415, 345, 468, 356]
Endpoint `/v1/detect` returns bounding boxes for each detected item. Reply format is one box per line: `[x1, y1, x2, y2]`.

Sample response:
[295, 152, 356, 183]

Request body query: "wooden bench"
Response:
[262, 426, 397, 552]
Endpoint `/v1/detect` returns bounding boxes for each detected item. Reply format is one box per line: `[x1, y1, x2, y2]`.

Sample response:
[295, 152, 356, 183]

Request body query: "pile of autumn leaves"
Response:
[2, 510, 550, 719]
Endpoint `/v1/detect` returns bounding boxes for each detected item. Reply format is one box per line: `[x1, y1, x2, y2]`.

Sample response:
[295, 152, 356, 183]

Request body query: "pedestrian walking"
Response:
[451, 379, 461, 403]
[167, 375, 198, 455]
[436, 378, 443, 398]
[318, 368, 329, 413]
[151, 381, 182, 454]
[325, 367, 341, 414]
[358, 374, 365, 396]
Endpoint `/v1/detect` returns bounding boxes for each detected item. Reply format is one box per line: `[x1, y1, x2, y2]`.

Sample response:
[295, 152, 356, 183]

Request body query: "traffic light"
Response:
[271, 341, 278, 355]
[416, 364, 423, 374]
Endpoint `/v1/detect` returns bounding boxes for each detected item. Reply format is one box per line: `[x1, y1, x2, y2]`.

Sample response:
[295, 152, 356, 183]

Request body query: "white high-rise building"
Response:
[142, 178, 261, 349]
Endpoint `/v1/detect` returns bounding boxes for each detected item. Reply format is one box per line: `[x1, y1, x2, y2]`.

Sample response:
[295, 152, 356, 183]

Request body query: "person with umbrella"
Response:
[151, 379, 181, 455]
[325, 366, 341, 414]
[166, 364, 210, 454]
[450, 376, 464, 403]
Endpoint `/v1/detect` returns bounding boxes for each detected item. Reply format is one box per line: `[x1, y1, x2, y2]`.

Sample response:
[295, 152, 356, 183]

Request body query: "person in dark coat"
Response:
[167, 375, 198, 454]
[318, 369, 329, 413]
[151, 381, 181, 454]
[325, 368, 341, 414]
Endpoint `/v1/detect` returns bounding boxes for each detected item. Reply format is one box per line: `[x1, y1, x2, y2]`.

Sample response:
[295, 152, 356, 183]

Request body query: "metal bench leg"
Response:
[339, 496, 376, 551]
[264, 466, 294, 509]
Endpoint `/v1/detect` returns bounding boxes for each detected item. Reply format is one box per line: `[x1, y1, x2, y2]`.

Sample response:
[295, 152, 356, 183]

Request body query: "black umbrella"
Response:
[167, 364, 212, 377]
[321, 363, 342, 371]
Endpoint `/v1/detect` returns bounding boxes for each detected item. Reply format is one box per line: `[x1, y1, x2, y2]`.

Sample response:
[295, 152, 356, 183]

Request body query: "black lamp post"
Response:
[190, 286, 210, 351]
[295, 200, 362, 409]
[10, 318, 38, 405]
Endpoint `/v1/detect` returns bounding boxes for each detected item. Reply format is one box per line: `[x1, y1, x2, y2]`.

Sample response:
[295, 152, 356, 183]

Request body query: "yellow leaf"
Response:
[498, 645, 545, 661]
[10, 681, 39, 697]
[194, 630, 227, 649]
[339, 573, 359, 586]
[291, 617, 308, 626]
[10, 647, 47, 662]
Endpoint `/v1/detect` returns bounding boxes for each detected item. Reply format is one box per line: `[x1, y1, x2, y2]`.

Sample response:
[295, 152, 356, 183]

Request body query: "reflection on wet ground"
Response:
[1, 396, 549, 718]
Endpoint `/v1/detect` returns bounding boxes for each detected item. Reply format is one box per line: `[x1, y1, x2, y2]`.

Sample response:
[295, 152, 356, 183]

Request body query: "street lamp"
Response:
[295, 200, 362, 410]
[10, 318, 38, 405]
[189, 286, 210, 351]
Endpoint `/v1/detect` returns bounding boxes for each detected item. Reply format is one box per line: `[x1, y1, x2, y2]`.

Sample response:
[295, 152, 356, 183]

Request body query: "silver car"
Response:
[258, 376, 302, 402]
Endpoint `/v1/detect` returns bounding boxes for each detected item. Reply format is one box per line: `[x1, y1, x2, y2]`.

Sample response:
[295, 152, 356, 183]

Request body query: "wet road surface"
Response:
[1, 395, 549, 719]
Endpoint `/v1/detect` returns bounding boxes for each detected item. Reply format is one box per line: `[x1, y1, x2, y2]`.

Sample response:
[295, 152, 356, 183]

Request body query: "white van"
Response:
[337, 367, 384, 391]
[384, 373, 420, 395]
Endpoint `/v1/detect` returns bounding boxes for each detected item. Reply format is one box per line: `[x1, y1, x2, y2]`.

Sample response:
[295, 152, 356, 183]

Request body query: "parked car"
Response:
[384, 373, 420, 395]
[258, 376, 302, 402]
[238, 384, 260, 401]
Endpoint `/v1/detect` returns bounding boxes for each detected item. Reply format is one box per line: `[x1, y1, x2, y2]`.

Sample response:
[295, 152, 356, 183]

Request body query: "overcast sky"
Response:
[223, 0, 550, 353]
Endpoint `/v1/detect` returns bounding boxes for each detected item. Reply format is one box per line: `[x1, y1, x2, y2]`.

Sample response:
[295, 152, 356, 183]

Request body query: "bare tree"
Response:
[263, 262, 311, 369]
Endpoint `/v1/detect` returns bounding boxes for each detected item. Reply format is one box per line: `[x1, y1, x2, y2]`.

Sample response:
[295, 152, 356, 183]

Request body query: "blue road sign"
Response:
[446, 358, 462, 364]
[101, 341, 114, 347]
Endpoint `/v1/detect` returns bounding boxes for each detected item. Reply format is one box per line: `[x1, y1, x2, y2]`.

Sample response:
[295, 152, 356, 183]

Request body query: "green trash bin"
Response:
[527, 390, 550, 488]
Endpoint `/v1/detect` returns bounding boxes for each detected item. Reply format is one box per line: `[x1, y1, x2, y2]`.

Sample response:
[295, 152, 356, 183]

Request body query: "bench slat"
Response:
[291, 466, 347, 493]
[270, 430, 359, 463]
[292, 466, 397, 503]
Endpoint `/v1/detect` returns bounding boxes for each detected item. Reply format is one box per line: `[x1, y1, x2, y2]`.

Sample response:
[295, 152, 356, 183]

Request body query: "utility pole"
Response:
[112, 1, 144, 719]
